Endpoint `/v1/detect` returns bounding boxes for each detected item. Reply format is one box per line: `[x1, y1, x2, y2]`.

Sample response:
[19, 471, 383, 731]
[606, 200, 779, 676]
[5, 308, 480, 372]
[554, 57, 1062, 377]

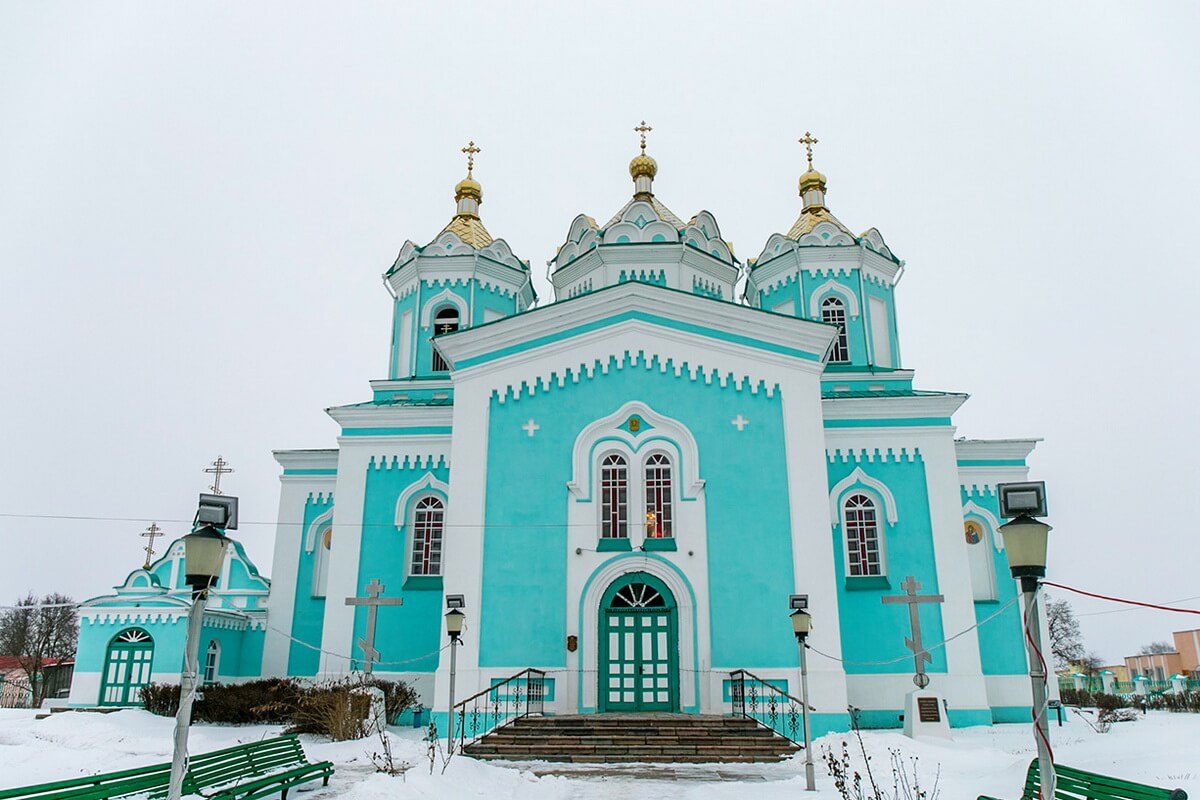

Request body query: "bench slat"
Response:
[980, 758, 1187, 800]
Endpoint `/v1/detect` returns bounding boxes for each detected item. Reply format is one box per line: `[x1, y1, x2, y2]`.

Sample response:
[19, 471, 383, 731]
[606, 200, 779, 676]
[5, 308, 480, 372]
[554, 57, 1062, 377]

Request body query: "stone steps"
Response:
[463, 713, 800, 763]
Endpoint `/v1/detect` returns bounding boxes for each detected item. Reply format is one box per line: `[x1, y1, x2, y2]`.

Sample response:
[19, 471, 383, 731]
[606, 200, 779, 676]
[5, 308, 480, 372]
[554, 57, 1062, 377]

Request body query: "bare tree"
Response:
[1138, 641, 1175, 655]
[0, 593, 78, 707]
[1045, 596, 1085, 670]
[1075, 651, 1104, 675]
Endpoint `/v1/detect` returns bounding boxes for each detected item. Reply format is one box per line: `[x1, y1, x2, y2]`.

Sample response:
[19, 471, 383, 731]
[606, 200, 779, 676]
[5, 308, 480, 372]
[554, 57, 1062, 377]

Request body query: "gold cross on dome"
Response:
[634, 120, 652, 154]
[799, 131, 819, 170]
[204, 455, 234, 495]
[461, 140, 481, 176]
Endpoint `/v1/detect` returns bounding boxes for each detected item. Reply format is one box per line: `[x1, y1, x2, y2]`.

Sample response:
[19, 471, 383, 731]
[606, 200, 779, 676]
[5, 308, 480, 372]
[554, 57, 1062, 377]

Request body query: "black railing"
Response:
[452, 668, 546, 750]
[729, 668, 809, 746]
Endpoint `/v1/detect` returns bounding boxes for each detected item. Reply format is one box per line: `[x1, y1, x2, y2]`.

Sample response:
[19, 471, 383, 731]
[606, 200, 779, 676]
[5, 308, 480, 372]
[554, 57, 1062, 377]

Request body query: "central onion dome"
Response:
[629, 153, 658, 180]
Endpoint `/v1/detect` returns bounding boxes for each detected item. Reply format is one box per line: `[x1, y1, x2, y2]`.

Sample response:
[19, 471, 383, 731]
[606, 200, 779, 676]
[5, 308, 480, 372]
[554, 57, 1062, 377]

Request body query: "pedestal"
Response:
[902, 691, 952, 739]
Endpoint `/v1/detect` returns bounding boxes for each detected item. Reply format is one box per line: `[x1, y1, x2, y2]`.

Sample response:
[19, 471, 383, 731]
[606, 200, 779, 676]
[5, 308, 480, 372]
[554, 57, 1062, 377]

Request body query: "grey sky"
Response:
[2, 2, 1197, 664]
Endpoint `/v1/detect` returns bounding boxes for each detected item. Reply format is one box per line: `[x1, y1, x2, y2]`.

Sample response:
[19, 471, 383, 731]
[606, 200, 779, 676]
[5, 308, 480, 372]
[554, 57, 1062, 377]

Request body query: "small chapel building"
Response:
[70, 132, 1039, 735]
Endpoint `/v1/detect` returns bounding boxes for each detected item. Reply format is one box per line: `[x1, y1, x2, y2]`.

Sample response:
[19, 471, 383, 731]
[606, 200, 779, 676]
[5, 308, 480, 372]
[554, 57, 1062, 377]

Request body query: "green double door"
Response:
[100, 628, 155, 706]
[599, 573, 679, 712]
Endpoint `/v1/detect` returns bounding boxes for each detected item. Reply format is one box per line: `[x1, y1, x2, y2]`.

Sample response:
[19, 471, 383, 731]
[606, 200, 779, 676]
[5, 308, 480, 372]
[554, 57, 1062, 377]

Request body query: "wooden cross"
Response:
[140, 522, 163, 569]
[204, 455, 234, 495]
[881, 575, 944, 687]
[634, 120, 652, 154]
[461, 140, 481, 177]
[799, 131, 819, 170]
[344, 579, 404, 674]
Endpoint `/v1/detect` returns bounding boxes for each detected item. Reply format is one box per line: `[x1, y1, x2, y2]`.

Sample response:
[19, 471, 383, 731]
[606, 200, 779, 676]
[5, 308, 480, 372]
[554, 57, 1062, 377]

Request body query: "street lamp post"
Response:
[790, 594, 816, 792]
[444, 595, 465, 756]
[167, 494, 235, 800]
[997, 482, 1054, 800]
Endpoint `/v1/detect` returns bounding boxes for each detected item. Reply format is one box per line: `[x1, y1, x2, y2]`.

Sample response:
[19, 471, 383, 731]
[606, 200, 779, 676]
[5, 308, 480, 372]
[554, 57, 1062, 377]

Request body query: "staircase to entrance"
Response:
[462, 713, 800, 763]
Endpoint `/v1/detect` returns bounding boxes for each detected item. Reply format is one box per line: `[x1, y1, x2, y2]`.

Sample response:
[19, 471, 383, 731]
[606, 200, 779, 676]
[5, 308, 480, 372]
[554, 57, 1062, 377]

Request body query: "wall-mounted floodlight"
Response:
[997, 482, 1047, 519]
[789, 594, 809, 611]
[196, 493, 239, 530]
[445, 594, 465, 610]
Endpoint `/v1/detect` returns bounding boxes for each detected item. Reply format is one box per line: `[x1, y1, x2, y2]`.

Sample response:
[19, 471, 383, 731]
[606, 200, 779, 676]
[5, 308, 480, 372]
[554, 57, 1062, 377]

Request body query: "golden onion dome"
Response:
[629, 153, 658, 180]
[798, 168, 826, 194]
[454, 176, 483, 202]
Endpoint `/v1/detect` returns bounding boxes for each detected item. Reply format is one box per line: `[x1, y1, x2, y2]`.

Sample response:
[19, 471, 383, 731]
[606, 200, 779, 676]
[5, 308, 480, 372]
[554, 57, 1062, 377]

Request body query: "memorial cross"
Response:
[345, 579, 404, 674]
[881, 575, 944, 688]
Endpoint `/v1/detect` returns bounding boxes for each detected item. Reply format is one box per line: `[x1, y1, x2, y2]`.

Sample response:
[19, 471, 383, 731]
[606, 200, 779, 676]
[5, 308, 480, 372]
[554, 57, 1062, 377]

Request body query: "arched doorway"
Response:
[598, 572, 678, 712]
[100, 627, 154, 706]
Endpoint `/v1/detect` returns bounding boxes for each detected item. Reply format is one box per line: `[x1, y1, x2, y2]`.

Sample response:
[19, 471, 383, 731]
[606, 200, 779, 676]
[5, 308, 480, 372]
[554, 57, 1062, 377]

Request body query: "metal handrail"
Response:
[729, 668, 810, 746]
[451, 668, 546, 750]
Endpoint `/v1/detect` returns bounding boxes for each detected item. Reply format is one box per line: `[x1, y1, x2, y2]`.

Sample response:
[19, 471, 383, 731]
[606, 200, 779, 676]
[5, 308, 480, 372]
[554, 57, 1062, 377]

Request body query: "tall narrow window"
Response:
[410, 496, 445, 576]
[644, 453, 673, 538]
[430, 306, 460, 372]
[312, 527, 332, 598]
[822, 296, 849, 363]
[844, 493, 881, 576]
[600, 454, 628, 539]
[203, 640, 220, 685]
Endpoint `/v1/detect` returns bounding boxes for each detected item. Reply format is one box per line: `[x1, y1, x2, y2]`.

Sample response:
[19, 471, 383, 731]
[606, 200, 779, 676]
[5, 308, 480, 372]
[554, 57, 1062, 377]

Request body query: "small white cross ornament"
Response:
[522, 419, 540, 437]
[731, 414, 749, 431]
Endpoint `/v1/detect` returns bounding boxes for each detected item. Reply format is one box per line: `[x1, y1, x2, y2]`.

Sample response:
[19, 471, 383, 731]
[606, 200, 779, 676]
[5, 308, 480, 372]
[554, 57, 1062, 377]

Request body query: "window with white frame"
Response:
[600, 454, 628, 539]
[410, 496, 445, 576]
[822, 296, 850, 363]
[644, 453, 673, 539]
[430, 306, 460, 371]
[203, 640, 220, 685]
[843, 493, 882, 576]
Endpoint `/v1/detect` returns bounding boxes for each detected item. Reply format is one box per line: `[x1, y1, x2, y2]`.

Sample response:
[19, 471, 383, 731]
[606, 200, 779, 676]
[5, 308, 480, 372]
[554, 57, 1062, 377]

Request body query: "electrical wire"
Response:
[1042, 581, 1200, 615]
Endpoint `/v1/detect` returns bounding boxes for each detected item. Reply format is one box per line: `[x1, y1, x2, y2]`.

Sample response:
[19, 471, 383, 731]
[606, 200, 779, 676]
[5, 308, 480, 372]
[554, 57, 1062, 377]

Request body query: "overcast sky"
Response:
[2, 2, 1197, 664]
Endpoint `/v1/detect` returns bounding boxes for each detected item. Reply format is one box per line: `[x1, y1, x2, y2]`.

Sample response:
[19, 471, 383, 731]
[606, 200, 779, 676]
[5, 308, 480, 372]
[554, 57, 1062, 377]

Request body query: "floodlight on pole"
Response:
[789, 596, 816, 792]
[167, 496, 235, 800]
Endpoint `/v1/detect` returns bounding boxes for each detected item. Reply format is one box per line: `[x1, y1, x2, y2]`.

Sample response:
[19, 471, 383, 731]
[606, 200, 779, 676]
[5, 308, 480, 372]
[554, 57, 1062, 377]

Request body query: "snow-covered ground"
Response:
[1, 709, 1196, 798]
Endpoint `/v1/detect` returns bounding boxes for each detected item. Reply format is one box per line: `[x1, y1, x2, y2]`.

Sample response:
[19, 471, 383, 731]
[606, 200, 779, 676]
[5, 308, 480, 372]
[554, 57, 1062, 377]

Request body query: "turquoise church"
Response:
[70, 133, 1040, 734]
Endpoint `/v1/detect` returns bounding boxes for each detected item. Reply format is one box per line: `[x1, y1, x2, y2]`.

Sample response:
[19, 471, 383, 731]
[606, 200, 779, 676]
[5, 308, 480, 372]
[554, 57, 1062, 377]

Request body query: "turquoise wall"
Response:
[348, 458, 451, 673]
[392, 279, 521, 380]
[288, 494, 332, 676]
[480, 355, 796, 670]
[826, 455, 947, 675]
[961, 487, 1027, 677]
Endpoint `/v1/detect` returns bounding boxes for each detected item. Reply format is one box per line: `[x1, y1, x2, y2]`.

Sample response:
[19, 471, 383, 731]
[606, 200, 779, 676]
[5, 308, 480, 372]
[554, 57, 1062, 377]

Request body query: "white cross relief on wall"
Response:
[522, 419, 540, 437]
[731, 414, 749, 431]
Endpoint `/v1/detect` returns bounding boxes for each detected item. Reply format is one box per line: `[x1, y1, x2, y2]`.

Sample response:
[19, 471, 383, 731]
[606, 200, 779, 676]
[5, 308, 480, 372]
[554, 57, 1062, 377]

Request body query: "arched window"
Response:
[822, 296, 849, 363]
[410, 496, 445, 576]
[644, 453, 673, 539]
[600, 454, 628, 540]
[430, 306, 460, 372]
[843, 493, 882, 576]
[203, 640, 220, 685]
[312, 527, 332, 598]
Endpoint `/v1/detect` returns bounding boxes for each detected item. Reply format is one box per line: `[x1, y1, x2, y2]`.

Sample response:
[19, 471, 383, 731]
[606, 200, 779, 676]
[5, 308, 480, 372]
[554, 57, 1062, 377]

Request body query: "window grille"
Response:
[844, 493, 882, 576]
[410, 496, 445, 576]
[430, 306, 460, 372]
[822, 297, 850, 363]
[644, 453, 673, 538]
[600, 454, 628, 539]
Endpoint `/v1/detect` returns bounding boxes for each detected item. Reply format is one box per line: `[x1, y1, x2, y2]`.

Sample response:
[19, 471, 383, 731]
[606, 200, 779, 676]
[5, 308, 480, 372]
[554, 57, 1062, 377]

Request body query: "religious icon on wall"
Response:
[964, 521, 982, 545]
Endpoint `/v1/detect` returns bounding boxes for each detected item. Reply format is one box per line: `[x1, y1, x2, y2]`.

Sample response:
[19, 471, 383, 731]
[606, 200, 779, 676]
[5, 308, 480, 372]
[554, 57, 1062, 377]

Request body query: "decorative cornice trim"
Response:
[829, 466, 899, 526]
[809, 278, 861, 319]
[304, 506, 335, 554]
[394, 472, 451, 530]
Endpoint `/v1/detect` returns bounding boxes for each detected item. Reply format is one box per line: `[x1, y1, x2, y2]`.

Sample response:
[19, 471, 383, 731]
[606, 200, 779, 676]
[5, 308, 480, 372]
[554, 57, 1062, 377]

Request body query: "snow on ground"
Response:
[1, 709, 1197, 798]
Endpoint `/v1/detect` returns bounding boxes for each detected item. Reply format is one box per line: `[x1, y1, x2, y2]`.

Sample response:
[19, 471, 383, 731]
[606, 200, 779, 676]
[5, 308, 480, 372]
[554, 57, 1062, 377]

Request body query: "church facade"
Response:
[70, 133, 1039, 736]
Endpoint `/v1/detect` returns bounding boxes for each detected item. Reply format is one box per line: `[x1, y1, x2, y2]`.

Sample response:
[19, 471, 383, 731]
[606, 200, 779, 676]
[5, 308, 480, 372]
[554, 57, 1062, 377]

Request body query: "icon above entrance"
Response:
[599, 572, 679, 712]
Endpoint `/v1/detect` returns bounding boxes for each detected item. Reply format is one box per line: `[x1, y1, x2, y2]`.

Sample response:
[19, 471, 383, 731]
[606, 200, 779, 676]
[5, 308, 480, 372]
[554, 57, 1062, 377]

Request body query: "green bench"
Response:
[183, 734, 334, 800]
[980, 758, 1187, 800]
[0, 734, 333, 800]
